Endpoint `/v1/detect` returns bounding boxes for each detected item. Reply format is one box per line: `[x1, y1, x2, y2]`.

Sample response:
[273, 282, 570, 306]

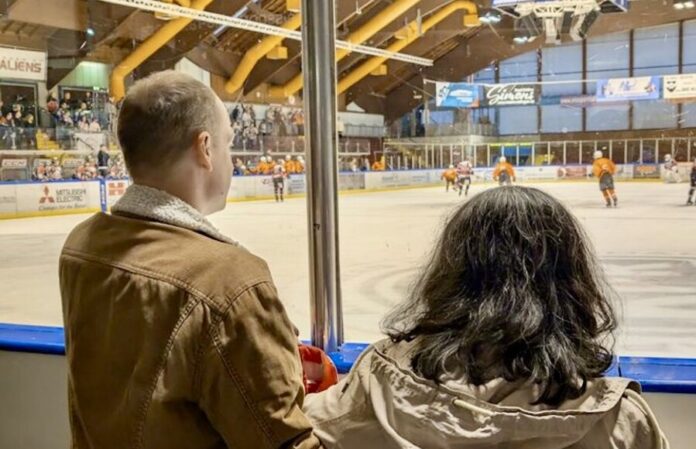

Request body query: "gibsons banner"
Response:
[0, 47, 46, 81]
[483, 84, 540, 106]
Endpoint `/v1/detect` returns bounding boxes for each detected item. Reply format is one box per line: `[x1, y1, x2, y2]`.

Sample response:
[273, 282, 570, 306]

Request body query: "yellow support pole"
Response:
[224, 14, 302, 94]
[268, 0, 421, 99]
[110, 0, 214, 101]
[337, 1, 478, 95]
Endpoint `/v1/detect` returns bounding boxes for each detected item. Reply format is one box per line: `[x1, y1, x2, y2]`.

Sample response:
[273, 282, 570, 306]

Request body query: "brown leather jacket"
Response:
[59, 186, 321, 449]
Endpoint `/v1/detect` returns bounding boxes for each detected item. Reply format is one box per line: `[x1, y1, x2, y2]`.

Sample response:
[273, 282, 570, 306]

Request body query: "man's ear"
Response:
[193, 131, 213, 172]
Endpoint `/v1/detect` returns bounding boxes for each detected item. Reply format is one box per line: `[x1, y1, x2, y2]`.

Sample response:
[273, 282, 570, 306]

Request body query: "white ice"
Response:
[1, 181, 694, 358]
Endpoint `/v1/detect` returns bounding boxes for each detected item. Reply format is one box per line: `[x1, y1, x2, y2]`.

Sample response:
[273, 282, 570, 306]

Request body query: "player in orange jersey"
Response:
[295, 155, 305, 174]
[592, 150, 618, 208]
[256, 156, 270, 175]
[441, 165, 457, 192]
[493, 156, 516, 186]
[284, 155, 296, 175]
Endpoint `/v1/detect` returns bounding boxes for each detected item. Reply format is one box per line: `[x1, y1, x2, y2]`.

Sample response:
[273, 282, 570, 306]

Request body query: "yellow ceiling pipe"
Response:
[224, 14, 302, 94]
[268, 0, 421, 99]
[337, 0, 479, 95]
[110, 0, 214, 101]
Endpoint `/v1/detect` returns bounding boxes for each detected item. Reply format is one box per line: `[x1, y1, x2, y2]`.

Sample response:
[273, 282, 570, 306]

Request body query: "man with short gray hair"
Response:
[59, 71, 322, 448]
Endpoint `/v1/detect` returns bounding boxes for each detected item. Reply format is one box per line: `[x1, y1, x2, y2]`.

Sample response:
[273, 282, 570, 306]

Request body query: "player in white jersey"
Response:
[272, 159, 287, 202]
[663, 154, 681, 183]
[455, 159, 474, 197]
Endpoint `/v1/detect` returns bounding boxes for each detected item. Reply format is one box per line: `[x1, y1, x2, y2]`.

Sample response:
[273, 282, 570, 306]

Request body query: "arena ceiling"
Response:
[1, 0, 695, 122]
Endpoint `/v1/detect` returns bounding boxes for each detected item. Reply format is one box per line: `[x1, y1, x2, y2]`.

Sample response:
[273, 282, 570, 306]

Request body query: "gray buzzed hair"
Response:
[117, 70, 223, 176]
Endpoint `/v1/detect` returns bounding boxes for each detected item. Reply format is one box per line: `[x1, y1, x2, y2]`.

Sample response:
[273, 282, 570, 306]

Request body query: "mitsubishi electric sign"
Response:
[483, 84, 539, 106]
[0, 47, 47, 81]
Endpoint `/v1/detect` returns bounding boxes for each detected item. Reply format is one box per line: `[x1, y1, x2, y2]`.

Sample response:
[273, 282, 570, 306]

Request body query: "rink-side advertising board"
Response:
[339, 173, 366, 191]
[515, 166, 558, 181]
[0, 184, 17, 217]
[364, 170, 439, 190]
[105, 180, 130, 208]
[557, 166, 589, 180]
[634, 164, 660, 179]
[0, 181, 102, 218]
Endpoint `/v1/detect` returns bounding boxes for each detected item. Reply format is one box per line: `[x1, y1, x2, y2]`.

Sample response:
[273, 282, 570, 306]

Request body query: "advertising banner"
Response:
[557, 166, 589, 179]
[14, 181, 100, 216]
[338, 172, 365, 191]
[0, 184, 17, 216]
[596, 77, 660, 102]
[435, 82, 481, 108]
[663, 74, 696, 101]
[364, 170, 439, 190]
[560, 95, 597, 107]
[1, 158, 28, 169]
[516, 166, 558, 181]
[615, 164, 634, 180]
[106, 179, 129, 208]
[0, 47, 46, 81]
[634, 164, 660, 179]
[286, 175, 306, 195]
[483, 84, 539, 106]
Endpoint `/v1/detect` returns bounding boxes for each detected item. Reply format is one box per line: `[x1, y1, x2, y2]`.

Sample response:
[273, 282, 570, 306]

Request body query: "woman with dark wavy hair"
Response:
[304, 186, 668, 449]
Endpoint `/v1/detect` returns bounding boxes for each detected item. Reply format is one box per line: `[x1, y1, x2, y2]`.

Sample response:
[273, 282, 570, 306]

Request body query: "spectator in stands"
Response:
[75, 101, 91, 123]
[85, 157, 98, 179]
[232, 120, 242, 148]
[21, 113, 36, 149]
[233, 157, 245, 176]
[246, 123, 259, 149]
[60, 92, 74, 110]
[105, 96, 118, 136]
[97, 145, 110, 178]
[83, 91, 93, 110]
[241, 104, 253, 128]
[2, 111, 17, 149]
[73, 162, 86, 180]
[33, 162, 48, 181]
[59, 71, 322, 449]
[305, 186, 668, 449]
[49, 159, 63, 180]
[78, 116, 90, 131]
[89, 118, 102, 133]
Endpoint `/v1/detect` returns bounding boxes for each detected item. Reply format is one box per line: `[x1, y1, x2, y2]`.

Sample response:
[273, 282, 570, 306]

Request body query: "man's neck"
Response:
[132, 178, 208, 216]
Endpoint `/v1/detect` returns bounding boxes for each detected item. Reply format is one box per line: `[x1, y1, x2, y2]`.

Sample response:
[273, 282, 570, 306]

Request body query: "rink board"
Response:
[0, 163, 692, 219]
[0, 323, 695, 449]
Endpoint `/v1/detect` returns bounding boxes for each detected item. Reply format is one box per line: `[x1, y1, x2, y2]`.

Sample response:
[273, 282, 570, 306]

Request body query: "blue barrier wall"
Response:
[2, 323, 695, 393]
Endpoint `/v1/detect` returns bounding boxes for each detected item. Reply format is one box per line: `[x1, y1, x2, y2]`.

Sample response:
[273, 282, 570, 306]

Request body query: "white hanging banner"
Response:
[664, 74, 696, 101]
[0, 47, 47, 81]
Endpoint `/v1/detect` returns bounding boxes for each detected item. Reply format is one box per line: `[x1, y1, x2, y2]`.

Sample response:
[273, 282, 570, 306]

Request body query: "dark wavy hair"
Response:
[383, 186, 617, 406]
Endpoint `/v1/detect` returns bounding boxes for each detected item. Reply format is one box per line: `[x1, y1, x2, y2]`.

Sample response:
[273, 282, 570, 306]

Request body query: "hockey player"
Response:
[493, 156, 516, 186]
[592, 150, 618, 208]
[284, 154, 296, 175]
[687, 162, 696, 205]
[663, 154, 681, 183]
[256, 156, 271, 175]
[295, 155, 305, 174]
[441, 165, 457, 192]
[456, 159, 474, 197]
[272, 159, 287, 202]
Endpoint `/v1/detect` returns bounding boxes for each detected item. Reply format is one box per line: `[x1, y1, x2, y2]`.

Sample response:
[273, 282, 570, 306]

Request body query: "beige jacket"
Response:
[59, 184, 322, 449]
[304, 339, 669, 449]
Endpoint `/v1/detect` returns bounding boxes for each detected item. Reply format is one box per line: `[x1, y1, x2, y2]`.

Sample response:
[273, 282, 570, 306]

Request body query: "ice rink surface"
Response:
[1, 181, 695, 358]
